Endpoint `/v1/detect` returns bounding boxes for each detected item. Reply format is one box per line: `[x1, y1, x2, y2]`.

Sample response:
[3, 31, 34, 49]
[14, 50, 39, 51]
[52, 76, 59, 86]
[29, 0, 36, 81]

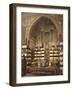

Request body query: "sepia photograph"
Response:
[21, 13, 63, 77]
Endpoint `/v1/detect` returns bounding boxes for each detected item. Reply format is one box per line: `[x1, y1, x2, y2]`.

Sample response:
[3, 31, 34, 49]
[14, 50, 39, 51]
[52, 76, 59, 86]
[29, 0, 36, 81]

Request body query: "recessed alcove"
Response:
[29, 16, 58, 49]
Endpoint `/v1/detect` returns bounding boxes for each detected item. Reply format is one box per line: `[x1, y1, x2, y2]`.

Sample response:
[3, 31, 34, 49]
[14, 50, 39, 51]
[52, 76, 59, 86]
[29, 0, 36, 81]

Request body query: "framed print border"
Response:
[9, 3, 70, 86]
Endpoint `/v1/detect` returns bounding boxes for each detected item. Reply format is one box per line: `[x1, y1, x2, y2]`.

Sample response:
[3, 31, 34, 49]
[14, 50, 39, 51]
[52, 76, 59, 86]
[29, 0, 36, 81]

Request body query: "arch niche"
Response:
[28, 16, 58, 49]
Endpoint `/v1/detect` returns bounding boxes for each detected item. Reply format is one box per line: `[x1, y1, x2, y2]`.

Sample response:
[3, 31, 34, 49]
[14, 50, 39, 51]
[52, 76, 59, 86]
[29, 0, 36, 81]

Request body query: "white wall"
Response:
[0, 0, 72, 90]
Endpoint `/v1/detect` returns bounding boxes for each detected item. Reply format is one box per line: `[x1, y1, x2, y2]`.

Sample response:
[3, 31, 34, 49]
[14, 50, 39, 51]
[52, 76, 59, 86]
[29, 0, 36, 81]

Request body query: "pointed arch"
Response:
[28, 16, 59, 49]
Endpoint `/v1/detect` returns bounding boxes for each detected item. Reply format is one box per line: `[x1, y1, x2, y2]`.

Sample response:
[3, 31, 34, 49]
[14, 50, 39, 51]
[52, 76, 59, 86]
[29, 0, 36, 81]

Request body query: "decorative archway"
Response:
[28, 16, 59, 49]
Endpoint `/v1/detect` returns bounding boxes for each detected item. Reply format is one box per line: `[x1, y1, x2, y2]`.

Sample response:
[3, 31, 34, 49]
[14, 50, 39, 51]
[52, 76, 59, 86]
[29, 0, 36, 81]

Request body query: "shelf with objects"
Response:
[21, 42, 63, 76]
[57, 42, 63, 75]
[21, 41, 32, 76]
